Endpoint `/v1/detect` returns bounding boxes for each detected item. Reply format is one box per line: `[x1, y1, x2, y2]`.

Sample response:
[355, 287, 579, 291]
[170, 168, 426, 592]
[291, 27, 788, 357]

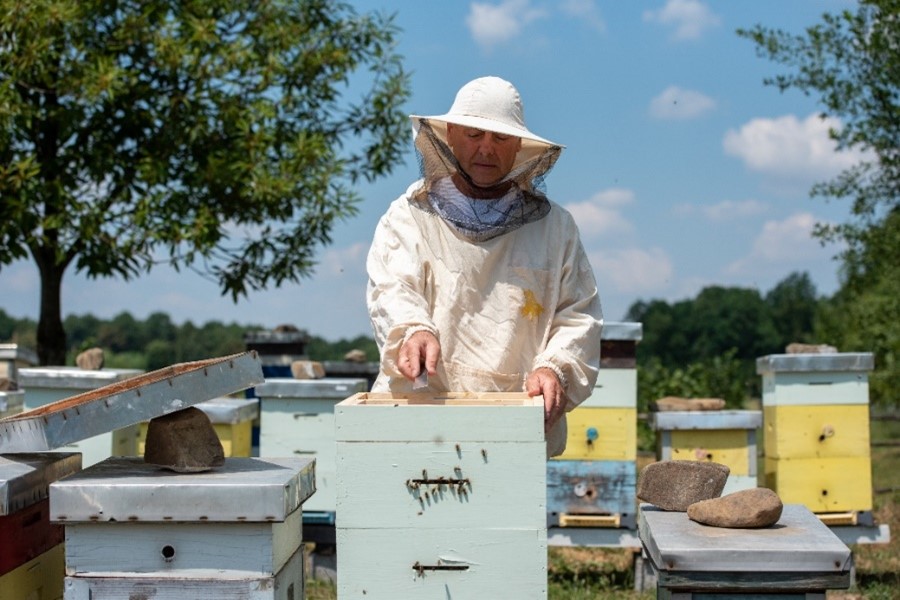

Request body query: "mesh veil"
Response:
[410, 120, 563, 242]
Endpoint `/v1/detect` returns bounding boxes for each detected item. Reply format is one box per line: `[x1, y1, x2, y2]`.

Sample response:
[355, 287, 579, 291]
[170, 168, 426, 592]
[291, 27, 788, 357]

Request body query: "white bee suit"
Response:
[366, 179, 603, 457]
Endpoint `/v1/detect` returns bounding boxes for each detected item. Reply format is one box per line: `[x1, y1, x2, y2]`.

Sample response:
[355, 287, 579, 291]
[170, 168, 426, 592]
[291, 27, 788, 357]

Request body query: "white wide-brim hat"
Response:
[410, 76, 562, 151]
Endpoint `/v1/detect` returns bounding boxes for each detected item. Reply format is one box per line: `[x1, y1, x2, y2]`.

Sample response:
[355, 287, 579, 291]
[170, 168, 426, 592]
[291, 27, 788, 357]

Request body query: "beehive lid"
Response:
[639, 503, 851, 573]
[254, 377, 369, 399]
[17, 366, 144, 390]
[0, 343, 38, 365]
[50, 456, 314, 522]
[0, 390, 24, 413]
[601, 321, 643, 341]
[648, 409, 762, 431]
[756, 353, 874, 374]
[195, 396, 260, 424]
[0, 352, 264, 453]
[0, 452, 81, 515]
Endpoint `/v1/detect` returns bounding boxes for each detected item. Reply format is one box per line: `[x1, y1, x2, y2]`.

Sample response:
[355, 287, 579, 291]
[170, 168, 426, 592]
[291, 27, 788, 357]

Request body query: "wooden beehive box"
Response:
[649, 410, 762, 494]
[50, 456, 315, 599]
[757, 353, 874, 514]
[137, 396, 259, 458]
[16, 367, 145, 467]
[0, 452, 81, 600]
[255, 377, 369, 515]
[335, 392, 547, 599]
[0, 390, 23, 420]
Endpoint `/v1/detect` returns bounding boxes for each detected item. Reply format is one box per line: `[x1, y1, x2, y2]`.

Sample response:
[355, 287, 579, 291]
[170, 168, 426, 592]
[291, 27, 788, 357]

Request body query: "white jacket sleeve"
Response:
[532, 228, 603, 411]
[366, 187, 438, 379]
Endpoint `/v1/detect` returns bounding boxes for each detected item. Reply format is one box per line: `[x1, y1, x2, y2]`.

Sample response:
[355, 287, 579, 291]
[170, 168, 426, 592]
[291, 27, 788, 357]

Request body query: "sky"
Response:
[0, 0, 865, 342]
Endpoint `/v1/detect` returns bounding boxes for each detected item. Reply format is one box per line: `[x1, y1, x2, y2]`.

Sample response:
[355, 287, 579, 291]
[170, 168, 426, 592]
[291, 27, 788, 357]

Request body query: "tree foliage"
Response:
[739, 0, 899, 408]
[0, 0, 411, 364]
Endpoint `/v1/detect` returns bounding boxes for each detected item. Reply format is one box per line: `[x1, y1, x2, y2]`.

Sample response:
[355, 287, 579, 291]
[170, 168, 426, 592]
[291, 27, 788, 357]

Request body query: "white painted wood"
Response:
[722, 475, 758, 495]
[64, 507, 302, 575]
[335, 393, 544, 442]
[581, 369, 637, 408]
[336, 527, 547, 599]
[761, 372, 870, 406]
[336, 440, 545, 529]
[63, 545, 305, 600]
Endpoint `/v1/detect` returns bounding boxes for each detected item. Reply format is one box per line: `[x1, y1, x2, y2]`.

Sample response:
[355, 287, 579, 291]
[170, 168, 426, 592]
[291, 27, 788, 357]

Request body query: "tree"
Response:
[0, 0, 411, 364]
[739, 0, 899, 407]
[764, 272, 820, 351]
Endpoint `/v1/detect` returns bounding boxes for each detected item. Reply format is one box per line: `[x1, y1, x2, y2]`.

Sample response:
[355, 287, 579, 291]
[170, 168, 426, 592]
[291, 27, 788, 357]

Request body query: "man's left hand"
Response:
[526, 367, 564, 433]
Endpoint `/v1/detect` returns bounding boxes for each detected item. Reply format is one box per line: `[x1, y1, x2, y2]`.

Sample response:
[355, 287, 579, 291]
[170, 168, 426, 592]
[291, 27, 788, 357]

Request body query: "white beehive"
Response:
[335, 392, 547, 599]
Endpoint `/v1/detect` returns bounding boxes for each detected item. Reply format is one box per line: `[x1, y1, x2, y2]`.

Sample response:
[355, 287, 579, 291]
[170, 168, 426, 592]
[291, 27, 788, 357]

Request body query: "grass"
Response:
[305, 416, 899, 599]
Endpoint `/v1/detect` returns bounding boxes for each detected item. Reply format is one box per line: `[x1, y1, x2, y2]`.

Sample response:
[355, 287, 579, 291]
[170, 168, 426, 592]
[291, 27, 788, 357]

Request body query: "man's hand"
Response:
[398, 330, 441, 381]
[526, 367, 564, 433]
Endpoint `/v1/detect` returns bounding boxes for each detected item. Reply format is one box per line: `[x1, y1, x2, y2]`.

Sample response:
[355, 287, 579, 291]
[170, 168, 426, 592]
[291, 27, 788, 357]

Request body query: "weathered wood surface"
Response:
[557, 407, 636, 460]
[764, 405, 870, 459]
[760, 371, 870, 407]
[547, 459, 636, 517]
[764, 456, 873, 512]
[581, 369, 637, 408]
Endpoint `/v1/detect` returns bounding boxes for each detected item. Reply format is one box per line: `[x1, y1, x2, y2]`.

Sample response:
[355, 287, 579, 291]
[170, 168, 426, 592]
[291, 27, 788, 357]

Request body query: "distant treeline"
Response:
[0, 309, 378, 372]
[1, 271, 893, 410]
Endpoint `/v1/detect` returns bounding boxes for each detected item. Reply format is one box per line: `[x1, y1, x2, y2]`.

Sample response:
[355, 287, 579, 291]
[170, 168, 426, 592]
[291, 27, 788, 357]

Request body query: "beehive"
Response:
[255, 377, 368, 517]
[649, 410, 762, 494]
[548, 322, 641, 528]
[335, 392, 547, 599]
[0, 343, 37, 387]
[137, 396, 259, 457]
[0, 452, 81, 600]
[16, 367, 144, 467]
[50, 456, 315, 599]
[757, 353, 874, 514]
[0, 390, 24, 420]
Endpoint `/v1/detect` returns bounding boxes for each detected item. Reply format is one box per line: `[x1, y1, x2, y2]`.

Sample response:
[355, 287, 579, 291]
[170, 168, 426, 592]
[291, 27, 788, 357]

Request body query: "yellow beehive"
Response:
[0, 544, 65, 600]
[558, 406, 637, 461]
[757, 352, 875, 515]
[764, 455, 872, 512]
[667, 429, 755, 476]
[764, 404, 870, 459]
[137, 396, 258, 458]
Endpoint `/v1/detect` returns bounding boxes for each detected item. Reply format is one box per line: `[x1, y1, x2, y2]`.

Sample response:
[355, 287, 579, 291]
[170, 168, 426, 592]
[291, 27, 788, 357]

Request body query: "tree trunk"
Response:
[36, 260, 67, 366]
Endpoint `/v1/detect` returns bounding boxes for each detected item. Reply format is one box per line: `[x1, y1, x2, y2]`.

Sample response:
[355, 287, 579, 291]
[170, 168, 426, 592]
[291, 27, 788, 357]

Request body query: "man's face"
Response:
[446, 124, 522, 187]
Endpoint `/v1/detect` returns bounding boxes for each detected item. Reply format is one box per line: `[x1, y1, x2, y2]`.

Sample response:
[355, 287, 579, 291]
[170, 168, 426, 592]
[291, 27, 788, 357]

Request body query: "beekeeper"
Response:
[366, 76, 603, 456]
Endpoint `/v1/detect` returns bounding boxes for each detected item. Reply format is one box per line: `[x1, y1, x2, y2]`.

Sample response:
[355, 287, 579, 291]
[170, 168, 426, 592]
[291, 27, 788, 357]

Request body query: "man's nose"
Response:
[477, 134, 499, 155]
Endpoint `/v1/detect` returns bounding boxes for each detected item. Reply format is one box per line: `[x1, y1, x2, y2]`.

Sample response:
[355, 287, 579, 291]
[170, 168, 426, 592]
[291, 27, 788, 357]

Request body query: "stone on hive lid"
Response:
[76, 347, 105, 370]
[344, 348, 366, 363]
[637, 460, 730, 511]
[687, 487, 784, 528]
[786, 342, 838, 354]
[0, 377, 13, 391]
[290, 360, 325, 379]
[650, 396, 725, 412]
[144, 406, 224, 472]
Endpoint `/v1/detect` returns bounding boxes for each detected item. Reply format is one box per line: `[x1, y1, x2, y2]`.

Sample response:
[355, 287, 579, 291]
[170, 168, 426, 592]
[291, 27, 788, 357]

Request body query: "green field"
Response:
[307, 416, 899, 600]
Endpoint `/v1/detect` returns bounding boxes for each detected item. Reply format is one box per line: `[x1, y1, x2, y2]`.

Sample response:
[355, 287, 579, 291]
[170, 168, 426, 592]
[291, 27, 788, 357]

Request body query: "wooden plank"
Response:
[0, 498, 64, 576]
[546, 460, 636, 517]
[0, 543, 64, 600]
[335, 394, 543, 443]
[764, 456, 873, 512]
[64, 508, 302, 575]
[761, 372, 870, 407]
[764, 405, 870, 459]
[557, 407, 636, 460]
[62, 545, 305, 600]
[336, 440, 546, 529]
[336, 527, 546, 599]
[582, 369, 638, 408]
[667, 430, 754, 476]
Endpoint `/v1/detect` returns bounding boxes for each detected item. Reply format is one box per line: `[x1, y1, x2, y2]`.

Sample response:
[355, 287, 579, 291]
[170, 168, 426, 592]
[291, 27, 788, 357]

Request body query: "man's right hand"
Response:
[398, 330, 441, 381]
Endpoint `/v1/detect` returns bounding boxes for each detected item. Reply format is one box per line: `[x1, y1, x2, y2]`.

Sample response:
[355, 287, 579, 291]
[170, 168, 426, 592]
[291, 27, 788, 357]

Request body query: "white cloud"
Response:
[467, 0, 547, 48]
[675, 199, 769, 221]
[560, 0, 606, 32]
[565, 188, 635, 236]
[649, 86, 716, 120]
[589, 247, 674, 294]
[643, 0, 721, 41]
[726, 212, 829, 274]
[723, 113, 871, 183]
[319, 242, 369, 277]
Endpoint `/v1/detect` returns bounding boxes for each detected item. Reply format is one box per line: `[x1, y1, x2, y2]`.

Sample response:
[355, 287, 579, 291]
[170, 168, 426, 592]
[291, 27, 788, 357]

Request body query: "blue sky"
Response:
[1, 0, 864, 342]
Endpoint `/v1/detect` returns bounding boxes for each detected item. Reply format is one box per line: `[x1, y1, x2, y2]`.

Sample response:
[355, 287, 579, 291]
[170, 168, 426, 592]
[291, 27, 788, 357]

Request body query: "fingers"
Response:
[526, 367, 564, 433]
[398, 331, 440, 381]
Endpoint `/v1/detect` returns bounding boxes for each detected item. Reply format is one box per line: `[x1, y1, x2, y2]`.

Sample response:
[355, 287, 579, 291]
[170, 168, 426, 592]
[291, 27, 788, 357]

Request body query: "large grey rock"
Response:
[76, 347, 105, 370]
[687, 487, 784, 528]
[637, 460, 730, 511]
[143, 406, 224, 473]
